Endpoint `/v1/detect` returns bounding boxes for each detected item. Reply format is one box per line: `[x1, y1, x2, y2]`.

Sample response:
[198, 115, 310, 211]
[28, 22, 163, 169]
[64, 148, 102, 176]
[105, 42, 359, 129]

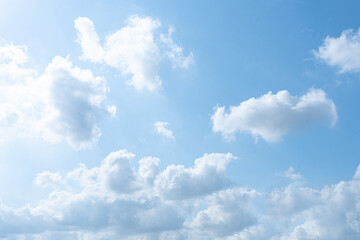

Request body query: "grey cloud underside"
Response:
[3, 150, 360, 240]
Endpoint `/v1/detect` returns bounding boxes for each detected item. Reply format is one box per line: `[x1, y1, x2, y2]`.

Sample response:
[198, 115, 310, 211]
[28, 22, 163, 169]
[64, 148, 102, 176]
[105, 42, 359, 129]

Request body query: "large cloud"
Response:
[0, 43, 115, 149]
[314, 28, 360, 73]
[74, 16, 193, 91]
[2, 149, 360, 239]
[211, 88, 337, 142]
[0, 149, 237, 239]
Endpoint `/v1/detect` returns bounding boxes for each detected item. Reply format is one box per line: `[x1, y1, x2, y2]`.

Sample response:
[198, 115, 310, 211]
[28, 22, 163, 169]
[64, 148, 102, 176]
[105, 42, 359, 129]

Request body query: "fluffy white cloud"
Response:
[0, 150, 236, 239]
[155, 153, 234, 200]
[154, 121, 175, 140]
[268, 166, 360, 240]
[0, 44, 115, 149]
[74, 16, 193, 91]
[189, 187, 257, 238]
[314, 28, 360, 73]
[2, 151, 360, 240]
[211, 88, 337, 142]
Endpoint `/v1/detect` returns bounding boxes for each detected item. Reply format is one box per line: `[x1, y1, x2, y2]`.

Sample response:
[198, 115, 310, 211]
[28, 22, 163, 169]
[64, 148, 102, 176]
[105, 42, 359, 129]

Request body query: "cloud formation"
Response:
[154, 121, 175, 140]
[2, 150, 360, 239]
[211, 88, 337, 142]
[0, 43, 115, 149]
[314, 28, 360, 73]
[74, 16, 193, 91]
[0, 150, 237, 239]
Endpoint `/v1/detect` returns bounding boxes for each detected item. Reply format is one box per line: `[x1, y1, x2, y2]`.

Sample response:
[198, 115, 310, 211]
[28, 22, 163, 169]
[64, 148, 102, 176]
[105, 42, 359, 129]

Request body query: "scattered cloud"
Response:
[154, 121, 175, 140]
[284, 167, 302, 181]
[0, 43, 115, 149]
[211, 88, 337, 142]
[314, 28, 360, 73]
[74, 16, 193, 91]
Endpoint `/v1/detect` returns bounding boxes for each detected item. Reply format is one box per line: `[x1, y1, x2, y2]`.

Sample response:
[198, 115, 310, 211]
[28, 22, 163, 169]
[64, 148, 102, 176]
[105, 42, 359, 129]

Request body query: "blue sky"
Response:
[1, 0, 360, 239]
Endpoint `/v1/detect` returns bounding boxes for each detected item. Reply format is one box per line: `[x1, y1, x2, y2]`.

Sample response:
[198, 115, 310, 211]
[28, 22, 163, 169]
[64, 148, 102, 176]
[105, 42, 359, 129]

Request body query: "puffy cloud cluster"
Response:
[0, 44, 115, 149]
[2, 149, 360, 239]
[211, 88, 337, 142]
[314, 28, 360, 73]
[74, 16, 193, 91]
[0, 150, 239, 239]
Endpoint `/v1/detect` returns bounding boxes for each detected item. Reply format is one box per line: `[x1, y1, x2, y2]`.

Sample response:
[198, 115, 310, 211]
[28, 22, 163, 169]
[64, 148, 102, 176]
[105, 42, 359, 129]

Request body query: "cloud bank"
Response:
[1, 150, 360, 239]
[211, 88, 337, 142]
[74, 16, 193, 91]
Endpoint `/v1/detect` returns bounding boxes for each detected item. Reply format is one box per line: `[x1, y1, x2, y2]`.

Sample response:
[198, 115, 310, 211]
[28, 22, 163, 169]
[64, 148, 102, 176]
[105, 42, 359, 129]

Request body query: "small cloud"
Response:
[154, 121, 175, 140]
[284, 167, 302, 181]
[314, 28, 360, 73]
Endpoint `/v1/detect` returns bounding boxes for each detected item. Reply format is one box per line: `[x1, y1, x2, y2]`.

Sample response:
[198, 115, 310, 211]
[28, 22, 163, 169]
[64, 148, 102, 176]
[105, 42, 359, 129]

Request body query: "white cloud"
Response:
[0, 43, 115, 149]
[189, 187, 257, 238]
[314, 28, 360, 73]
[155, 153, 234, 200]
[74, 16, 193, 91]
[211, 88, 337, 142]
[34, 171, 63, 189]
[2, 149, 360, 239]
[74, 17, 105, 63]
[160, 27, 194, 69]
[0, 149, 236, 239]
[154, 121, 175, 140]
[284, 167, 302, 181]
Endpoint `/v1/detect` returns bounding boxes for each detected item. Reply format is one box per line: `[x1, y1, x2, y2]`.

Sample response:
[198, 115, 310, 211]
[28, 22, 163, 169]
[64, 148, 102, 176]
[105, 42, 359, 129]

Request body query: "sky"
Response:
[1, 0, 360, 239]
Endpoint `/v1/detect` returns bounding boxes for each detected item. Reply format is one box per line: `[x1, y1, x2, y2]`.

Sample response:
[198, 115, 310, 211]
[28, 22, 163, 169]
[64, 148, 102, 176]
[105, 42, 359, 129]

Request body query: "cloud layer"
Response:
[74, 16, 193, 91]
[0, 44, 115, 149]
[314, 28, 360, 73]
[1, 149, 360, 239]
[211, 88, 337, 142]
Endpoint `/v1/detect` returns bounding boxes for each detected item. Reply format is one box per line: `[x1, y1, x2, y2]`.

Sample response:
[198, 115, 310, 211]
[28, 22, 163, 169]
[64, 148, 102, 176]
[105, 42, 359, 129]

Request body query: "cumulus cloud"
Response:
[74, 16, 193, 91]
[0, 43, 115, 149]
[34, 171, 63, 189]
[154, 121, 175, 140]
[2, 149, 360, 239]
[0, 149, 237, 239]
[189, 187, 257, 238]
[211, 88, 337, 142]
[314, 28, 360, 73]
[155, 153, 234, 200]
